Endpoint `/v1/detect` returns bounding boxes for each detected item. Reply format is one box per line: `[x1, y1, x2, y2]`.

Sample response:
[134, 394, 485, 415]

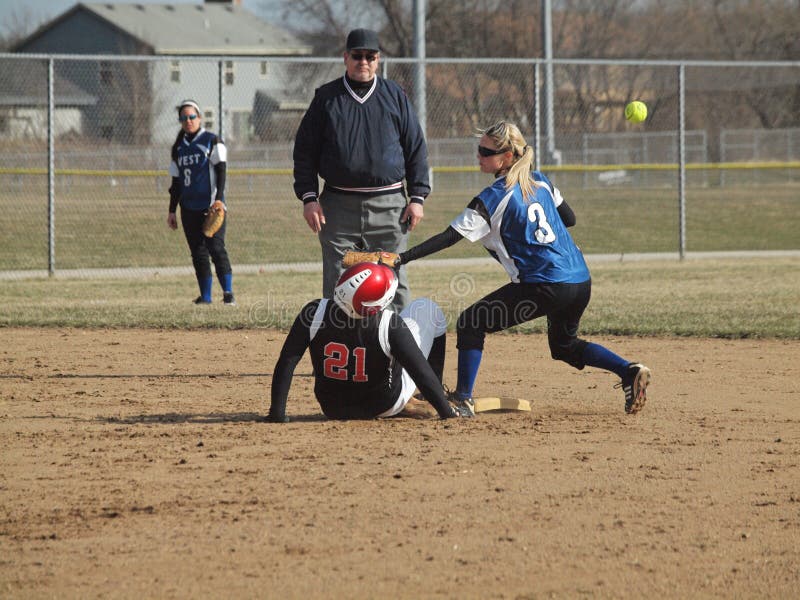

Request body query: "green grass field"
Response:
[1, 257, 798, 338]
[3, 173, 799, 270]
[3, 171, 798, 338]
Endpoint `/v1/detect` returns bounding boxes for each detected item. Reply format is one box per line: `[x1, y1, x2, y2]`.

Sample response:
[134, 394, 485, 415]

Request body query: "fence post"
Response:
[534, 62, 541, 172]
[413, 0, 426, 138]
[678, 64, 686, 260]
[47, 58, 55, 276]
[541, 0, 557, 163]
[218, 59, 225, 140]
[582, 132, 588, 189]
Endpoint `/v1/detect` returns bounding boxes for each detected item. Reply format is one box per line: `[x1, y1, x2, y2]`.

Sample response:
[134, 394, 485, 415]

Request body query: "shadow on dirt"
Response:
[97, 412, 327, 424]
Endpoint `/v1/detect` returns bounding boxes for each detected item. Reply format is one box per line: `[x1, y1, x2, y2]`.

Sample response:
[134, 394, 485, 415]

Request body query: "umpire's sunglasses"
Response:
[478, 145, 507, 157]
[178, 114, 199, 122]
[349, 52, 378, 62]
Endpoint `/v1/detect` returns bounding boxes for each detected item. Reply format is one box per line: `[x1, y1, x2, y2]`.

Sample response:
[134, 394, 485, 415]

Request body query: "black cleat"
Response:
[446, 389, 475, 417]
[619, 363, 651, 414]
[194, 296, 212, 305]
[223, 292, 236, 306]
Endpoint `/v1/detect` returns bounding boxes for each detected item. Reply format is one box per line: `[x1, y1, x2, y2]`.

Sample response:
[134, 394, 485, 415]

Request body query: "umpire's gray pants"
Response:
[318, 189, 410, 311]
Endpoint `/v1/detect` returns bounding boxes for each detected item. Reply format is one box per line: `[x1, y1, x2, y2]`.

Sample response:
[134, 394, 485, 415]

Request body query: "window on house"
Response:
[224, 61, 234, 86]
[259, 61, 269, 78]
[204, 109, 215, 132]
[170, 60, 181, 83]
[100, 62, 113, 85]
[232, 110, 252, 142]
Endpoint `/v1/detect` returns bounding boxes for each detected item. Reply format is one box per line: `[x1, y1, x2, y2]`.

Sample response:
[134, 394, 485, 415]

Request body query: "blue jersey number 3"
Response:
[527, 202, 556, 243]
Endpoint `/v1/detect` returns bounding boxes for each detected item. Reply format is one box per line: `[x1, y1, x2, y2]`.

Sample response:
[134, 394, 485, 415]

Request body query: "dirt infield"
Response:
[2, 327, 799, 599]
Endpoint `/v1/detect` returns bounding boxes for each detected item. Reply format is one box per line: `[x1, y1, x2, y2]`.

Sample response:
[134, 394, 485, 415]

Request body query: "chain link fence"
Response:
[1, 54, 798, 276]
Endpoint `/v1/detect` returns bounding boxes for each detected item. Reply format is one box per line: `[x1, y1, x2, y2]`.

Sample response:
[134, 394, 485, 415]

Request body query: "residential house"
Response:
[12, 0, 313, 145]
[0, 58, 96, 141]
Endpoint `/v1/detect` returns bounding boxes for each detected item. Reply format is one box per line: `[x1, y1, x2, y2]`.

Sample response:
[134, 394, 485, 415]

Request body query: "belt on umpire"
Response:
[327, 181, 404, 196]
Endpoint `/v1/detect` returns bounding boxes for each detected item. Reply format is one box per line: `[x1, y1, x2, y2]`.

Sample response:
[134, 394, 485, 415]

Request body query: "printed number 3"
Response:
[183, 168, 191, 187]
[323, 342, 368, 382]
[527, 202, 556, 243]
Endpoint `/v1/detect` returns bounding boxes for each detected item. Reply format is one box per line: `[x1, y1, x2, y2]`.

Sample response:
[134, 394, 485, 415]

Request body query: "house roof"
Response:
[0, 60, 96, 106]
[17, 2, 312, 56]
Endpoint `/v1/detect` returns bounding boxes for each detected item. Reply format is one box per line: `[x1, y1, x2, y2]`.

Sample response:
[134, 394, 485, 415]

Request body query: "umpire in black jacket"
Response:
[293, 28, 430, 311]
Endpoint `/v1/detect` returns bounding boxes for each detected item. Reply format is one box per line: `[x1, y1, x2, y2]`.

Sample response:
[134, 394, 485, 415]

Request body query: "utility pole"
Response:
[541, 0, 559, 164]
[413, 0, 427, 137]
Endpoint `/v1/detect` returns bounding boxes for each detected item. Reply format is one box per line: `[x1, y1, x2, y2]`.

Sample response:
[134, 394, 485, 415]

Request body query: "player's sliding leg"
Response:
[427, 334, 446, 383]
[396, 298, 448, 416]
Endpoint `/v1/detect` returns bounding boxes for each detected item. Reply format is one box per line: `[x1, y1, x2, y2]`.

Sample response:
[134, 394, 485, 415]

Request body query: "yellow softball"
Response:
[625, 101, 648, 123]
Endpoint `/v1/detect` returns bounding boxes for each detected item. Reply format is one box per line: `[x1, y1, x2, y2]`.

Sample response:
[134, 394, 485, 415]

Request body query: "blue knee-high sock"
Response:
[198, 275, 213, 302]
[582, 342, 629, 378]
[219, 272, 233, 293]
[456, 348, 483, 400]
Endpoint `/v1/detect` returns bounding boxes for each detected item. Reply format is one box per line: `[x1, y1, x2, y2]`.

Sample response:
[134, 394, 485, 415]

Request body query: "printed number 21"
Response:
[527, 202, 556, 243]
[323, 342, 368, 382]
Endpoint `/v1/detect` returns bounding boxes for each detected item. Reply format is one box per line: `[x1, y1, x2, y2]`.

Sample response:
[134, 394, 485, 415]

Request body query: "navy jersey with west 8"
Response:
[477, 174, 589, 284]
[171, 130, 221, 210]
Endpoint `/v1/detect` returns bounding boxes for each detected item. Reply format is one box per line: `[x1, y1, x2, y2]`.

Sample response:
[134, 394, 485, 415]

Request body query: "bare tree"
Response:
[252, 0, 799, 138]
[0, 6, 46, 50]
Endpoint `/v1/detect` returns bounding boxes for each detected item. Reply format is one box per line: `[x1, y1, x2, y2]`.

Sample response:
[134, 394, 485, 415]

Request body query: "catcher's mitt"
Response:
[202, 200, 225, 238]
[341, 250, 400, 269]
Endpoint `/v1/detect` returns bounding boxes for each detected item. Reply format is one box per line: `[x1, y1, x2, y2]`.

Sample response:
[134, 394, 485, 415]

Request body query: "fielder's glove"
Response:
[341, 250, 401, 269]
[202, 200, 225, 238]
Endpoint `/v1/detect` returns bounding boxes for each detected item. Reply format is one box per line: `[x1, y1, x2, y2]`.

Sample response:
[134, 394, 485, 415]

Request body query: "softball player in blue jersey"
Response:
[396, 121, 651, 414]
[167, 99, 235, 305]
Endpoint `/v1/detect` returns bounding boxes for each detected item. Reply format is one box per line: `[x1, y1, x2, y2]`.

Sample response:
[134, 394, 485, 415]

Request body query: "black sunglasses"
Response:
[350, 52, 378, 62]
[178, 114, 199, 122]
[478, 145, 507, 157]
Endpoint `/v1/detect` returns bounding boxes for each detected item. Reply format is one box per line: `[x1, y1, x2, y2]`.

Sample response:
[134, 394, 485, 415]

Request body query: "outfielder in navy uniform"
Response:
[268, 262, 470, 422]
[293, 28, 429, 312]
[394, 121, 652, 415]
[167, 99, 235, 305]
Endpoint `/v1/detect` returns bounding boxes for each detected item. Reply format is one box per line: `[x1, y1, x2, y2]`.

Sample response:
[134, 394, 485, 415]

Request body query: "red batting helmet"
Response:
[333, 262, 398, 319]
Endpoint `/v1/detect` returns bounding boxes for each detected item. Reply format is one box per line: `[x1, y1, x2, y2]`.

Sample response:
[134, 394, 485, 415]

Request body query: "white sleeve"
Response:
[210, 141, 227, 165]
[168, 161, 179, 177]
[450, 207, 490, 243]
[551, 185, 564, 207]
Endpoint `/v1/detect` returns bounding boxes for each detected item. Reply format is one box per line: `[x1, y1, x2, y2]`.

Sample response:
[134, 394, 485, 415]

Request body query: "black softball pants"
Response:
[456, 279, 592, 370]
[180, 206, 232, 280]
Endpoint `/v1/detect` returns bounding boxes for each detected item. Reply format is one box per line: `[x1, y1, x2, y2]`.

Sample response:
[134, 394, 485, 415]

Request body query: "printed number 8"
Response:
[184, 168, 191, 187]
[527, 202, 556, 243]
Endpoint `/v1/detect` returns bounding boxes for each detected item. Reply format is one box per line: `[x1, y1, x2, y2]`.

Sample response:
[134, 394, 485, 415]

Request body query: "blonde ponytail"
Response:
[480, 121, 537, 199]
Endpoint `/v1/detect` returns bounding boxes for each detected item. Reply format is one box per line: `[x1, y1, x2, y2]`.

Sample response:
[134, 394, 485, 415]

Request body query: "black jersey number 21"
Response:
[323, 342, 368, 382]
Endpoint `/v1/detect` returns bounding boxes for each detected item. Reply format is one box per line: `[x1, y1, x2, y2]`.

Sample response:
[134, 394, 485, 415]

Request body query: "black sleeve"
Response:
[557, 200, 576, 228]
[168, 135, 182, 212]
[210, 136, 226, 202]
[397, 87, 431, 200]
[292, 93, 323, 202]
[214, 161, 226, 202]
[386, 314, 455, 419]
[399, 226, 463, 265]
[268, 301, 318, 422]
[168, 177, 180, 213]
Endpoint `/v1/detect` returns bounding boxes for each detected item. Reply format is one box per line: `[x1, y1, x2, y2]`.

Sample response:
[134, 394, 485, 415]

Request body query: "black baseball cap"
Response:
[346, 28, 380, 52]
